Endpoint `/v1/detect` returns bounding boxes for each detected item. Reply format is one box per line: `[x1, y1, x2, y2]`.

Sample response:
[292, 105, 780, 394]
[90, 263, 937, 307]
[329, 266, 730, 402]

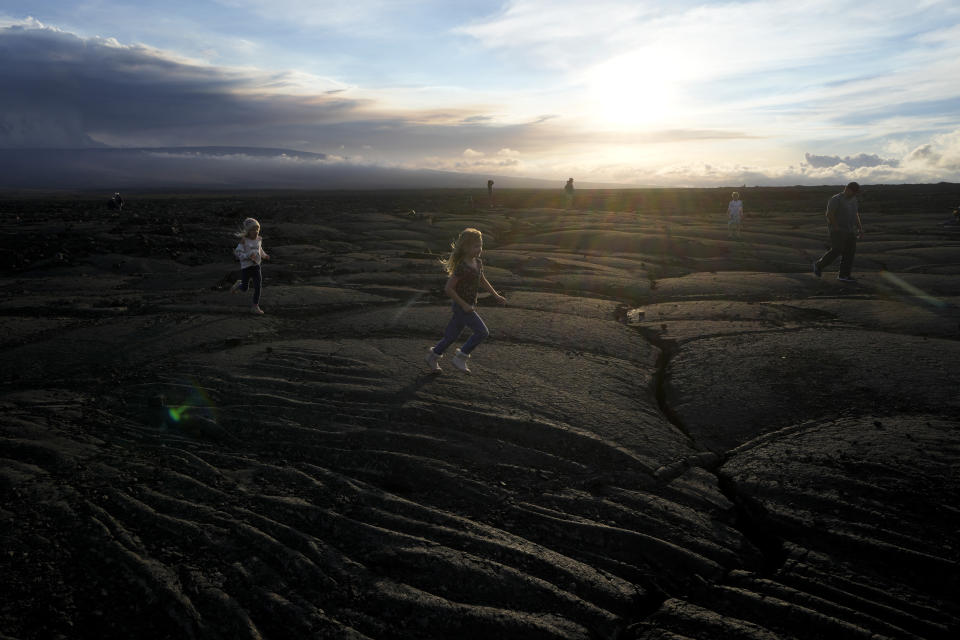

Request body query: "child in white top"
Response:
[230, 218, 270, 314]
[727, 192, 744, 239]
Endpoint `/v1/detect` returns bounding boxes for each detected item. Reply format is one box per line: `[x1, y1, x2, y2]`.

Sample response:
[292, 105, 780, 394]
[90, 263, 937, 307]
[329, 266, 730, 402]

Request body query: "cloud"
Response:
[461, 1, 960, 139]
[905, 145, 940, 164]
[0, 108, 102, 148]
[210, 0, 406, 31]
[0, 16, 50, 30]
[510, 126, 960, 187]
[0, 23, 570, 162]
[0, 146, 554, 189]
[902, 129, 960, 172]
[420, 150, 524, 175]
[798, 131, 960, 183]
[804, 153, 899, 170]
[2, 16, 958, 188]
[601, 129, 960, 186]
[0, 24, 365, 149]
[459, 0, 916, 76]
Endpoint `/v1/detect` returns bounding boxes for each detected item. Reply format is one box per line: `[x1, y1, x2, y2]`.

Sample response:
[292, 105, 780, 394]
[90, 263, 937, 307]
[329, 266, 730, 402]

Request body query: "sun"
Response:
[585, 51, 681, 128]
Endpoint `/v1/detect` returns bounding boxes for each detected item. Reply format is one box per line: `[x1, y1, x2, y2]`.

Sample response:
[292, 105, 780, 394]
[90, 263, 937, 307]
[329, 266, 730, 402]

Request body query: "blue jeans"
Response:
[432, 303, 489, 355]
[239, 264, 262, 304]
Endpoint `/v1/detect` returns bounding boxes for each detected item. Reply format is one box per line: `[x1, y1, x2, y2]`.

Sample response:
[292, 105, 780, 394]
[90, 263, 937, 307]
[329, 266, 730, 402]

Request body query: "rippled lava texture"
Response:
[2, 186, 959, 639]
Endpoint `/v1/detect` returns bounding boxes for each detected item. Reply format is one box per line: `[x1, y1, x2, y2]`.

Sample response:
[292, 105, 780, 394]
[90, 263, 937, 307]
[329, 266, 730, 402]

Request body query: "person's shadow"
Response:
[396, 366, 442, 400]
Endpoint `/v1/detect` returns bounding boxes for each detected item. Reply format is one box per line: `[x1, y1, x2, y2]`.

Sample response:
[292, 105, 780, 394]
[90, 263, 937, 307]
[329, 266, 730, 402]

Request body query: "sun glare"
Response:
[586, 51, 683, 128]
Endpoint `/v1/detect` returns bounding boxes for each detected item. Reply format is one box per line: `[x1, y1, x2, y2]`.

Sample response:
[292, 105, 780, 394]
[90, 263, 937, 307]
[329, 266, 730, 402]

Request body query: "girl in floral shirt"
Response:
[426, 228, 506, 373]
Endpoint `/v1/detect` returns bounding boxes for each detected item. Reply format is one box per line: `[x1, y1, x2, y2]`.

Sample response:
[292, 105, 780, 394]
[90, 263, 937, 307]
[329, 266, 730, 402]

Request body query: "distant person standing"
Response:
[727, 191, 744, 239]
[487, 179, 495, 208]
[231, 217, 270, 314]
[564, 178, 575, 209]
[813, 182, 863, 282]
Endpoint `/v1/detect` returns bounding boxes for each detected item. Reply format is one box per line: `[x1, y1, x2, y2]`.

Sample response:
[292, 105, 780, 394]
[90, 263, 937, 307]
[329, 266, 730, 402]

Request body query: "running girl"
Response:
[230, 217, 270, 314]
[426, 228, 506, 373]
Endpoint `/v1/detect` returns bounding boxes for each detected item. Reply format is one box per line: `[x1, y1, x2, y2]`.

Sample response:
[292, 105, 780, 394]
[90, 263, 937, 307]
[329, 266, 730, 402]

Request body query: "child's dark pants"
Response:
[239, 265, 262, 304]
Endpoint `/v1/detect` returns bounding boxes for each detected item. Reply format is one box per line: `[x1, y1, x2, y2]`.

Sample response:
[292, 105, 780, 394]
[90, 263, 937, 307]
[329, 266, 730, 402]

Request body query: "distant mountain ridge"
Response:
[0, 146, 619, 190]
[113, 146, 330, 160]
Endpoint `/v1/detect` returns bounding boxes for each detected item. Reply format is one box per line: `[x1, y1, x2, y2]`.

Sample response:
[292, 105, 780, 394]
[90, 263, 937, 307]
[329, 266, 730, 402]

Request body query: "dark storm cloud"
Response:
[0, 24, 586, 159]
[0, 25, 364, 148]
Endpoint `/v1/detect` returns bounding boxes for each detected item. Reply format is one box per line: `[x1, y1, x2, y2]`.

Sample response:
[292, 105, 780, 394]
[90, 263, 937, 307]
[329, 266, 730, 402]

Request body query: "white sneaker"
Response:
[251, 304, 264, 314]
[425, 348, 442, 372]
[451, 348, 471, 374]
[230, 280, 242, 293]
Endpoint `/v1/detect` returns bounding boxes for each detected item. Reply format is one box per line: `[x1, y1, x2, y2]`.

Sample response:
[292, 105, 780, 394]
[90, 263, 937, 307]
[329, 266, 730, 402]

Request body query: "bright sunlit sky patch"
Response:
[2, 0, 960, 186]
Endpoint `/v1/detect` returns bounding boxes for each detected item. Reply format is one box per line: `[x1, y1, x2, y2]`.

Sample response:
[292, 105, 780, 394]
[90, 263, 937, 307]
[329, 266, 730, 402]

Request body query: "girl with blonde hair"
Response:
[230, 217, 270, 314]
[426, 228, 506, 373]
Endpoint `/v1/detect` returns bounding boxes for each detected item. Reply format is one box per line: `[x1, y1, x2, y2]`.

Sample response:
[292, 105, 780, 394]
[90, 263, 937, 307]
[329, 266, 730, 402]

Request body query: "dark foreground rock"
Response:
[1, 188, 958, 639]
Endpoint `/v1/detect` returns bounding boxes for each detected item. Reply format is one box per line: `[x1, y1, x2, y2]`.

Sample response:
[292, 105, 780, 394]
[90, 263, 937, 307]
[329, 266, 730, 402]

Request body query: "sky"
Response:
[2, 0, 960, 187]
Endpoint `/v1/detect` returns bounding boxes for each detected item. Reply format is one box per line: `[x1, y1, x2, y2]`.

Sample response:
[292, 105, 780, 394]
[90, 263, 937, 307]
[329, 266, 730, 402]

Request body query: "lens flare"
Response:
[879, 271, 946, 309]
[392, 291, 424, 325]
[162, 381, 217, 426]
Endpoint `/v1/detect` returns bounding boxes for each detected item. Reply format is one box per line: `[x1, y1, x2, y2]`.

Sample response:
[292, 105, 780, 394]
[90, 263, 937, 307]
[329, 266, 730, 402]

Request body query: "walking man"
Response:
[813, 181, 863, 282]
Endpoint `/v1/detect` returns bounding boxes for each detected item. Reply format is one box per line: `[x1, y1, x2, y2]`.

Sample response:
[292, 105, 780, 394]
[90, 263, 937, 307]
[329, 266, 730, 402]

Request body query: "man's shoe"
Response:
[837, 275, 856, 282]
[812, 262, 822, 277]
[230, 280, 243, 293]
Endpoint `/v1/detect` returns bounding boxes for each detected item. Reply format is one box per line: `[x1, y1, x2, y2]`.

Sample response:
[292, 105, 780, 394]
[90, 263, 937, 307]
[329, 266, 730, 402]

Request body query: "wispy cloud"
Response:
[212, 0, 416, 32]
[460, 0, 960, 136]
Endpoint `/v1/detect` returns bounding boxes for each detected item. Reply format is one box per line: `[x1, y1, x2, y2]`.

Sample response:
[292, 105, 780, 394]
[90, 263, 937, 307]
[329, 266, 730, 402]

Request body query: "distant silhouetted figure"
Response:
[727, 191, 744, 239]
[953, 204, 960, 224]
[813, 182, 863, 282]
[564, 178, 575, 209]
[108, 192, 124, 210]
[487, 180, 494, 208]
